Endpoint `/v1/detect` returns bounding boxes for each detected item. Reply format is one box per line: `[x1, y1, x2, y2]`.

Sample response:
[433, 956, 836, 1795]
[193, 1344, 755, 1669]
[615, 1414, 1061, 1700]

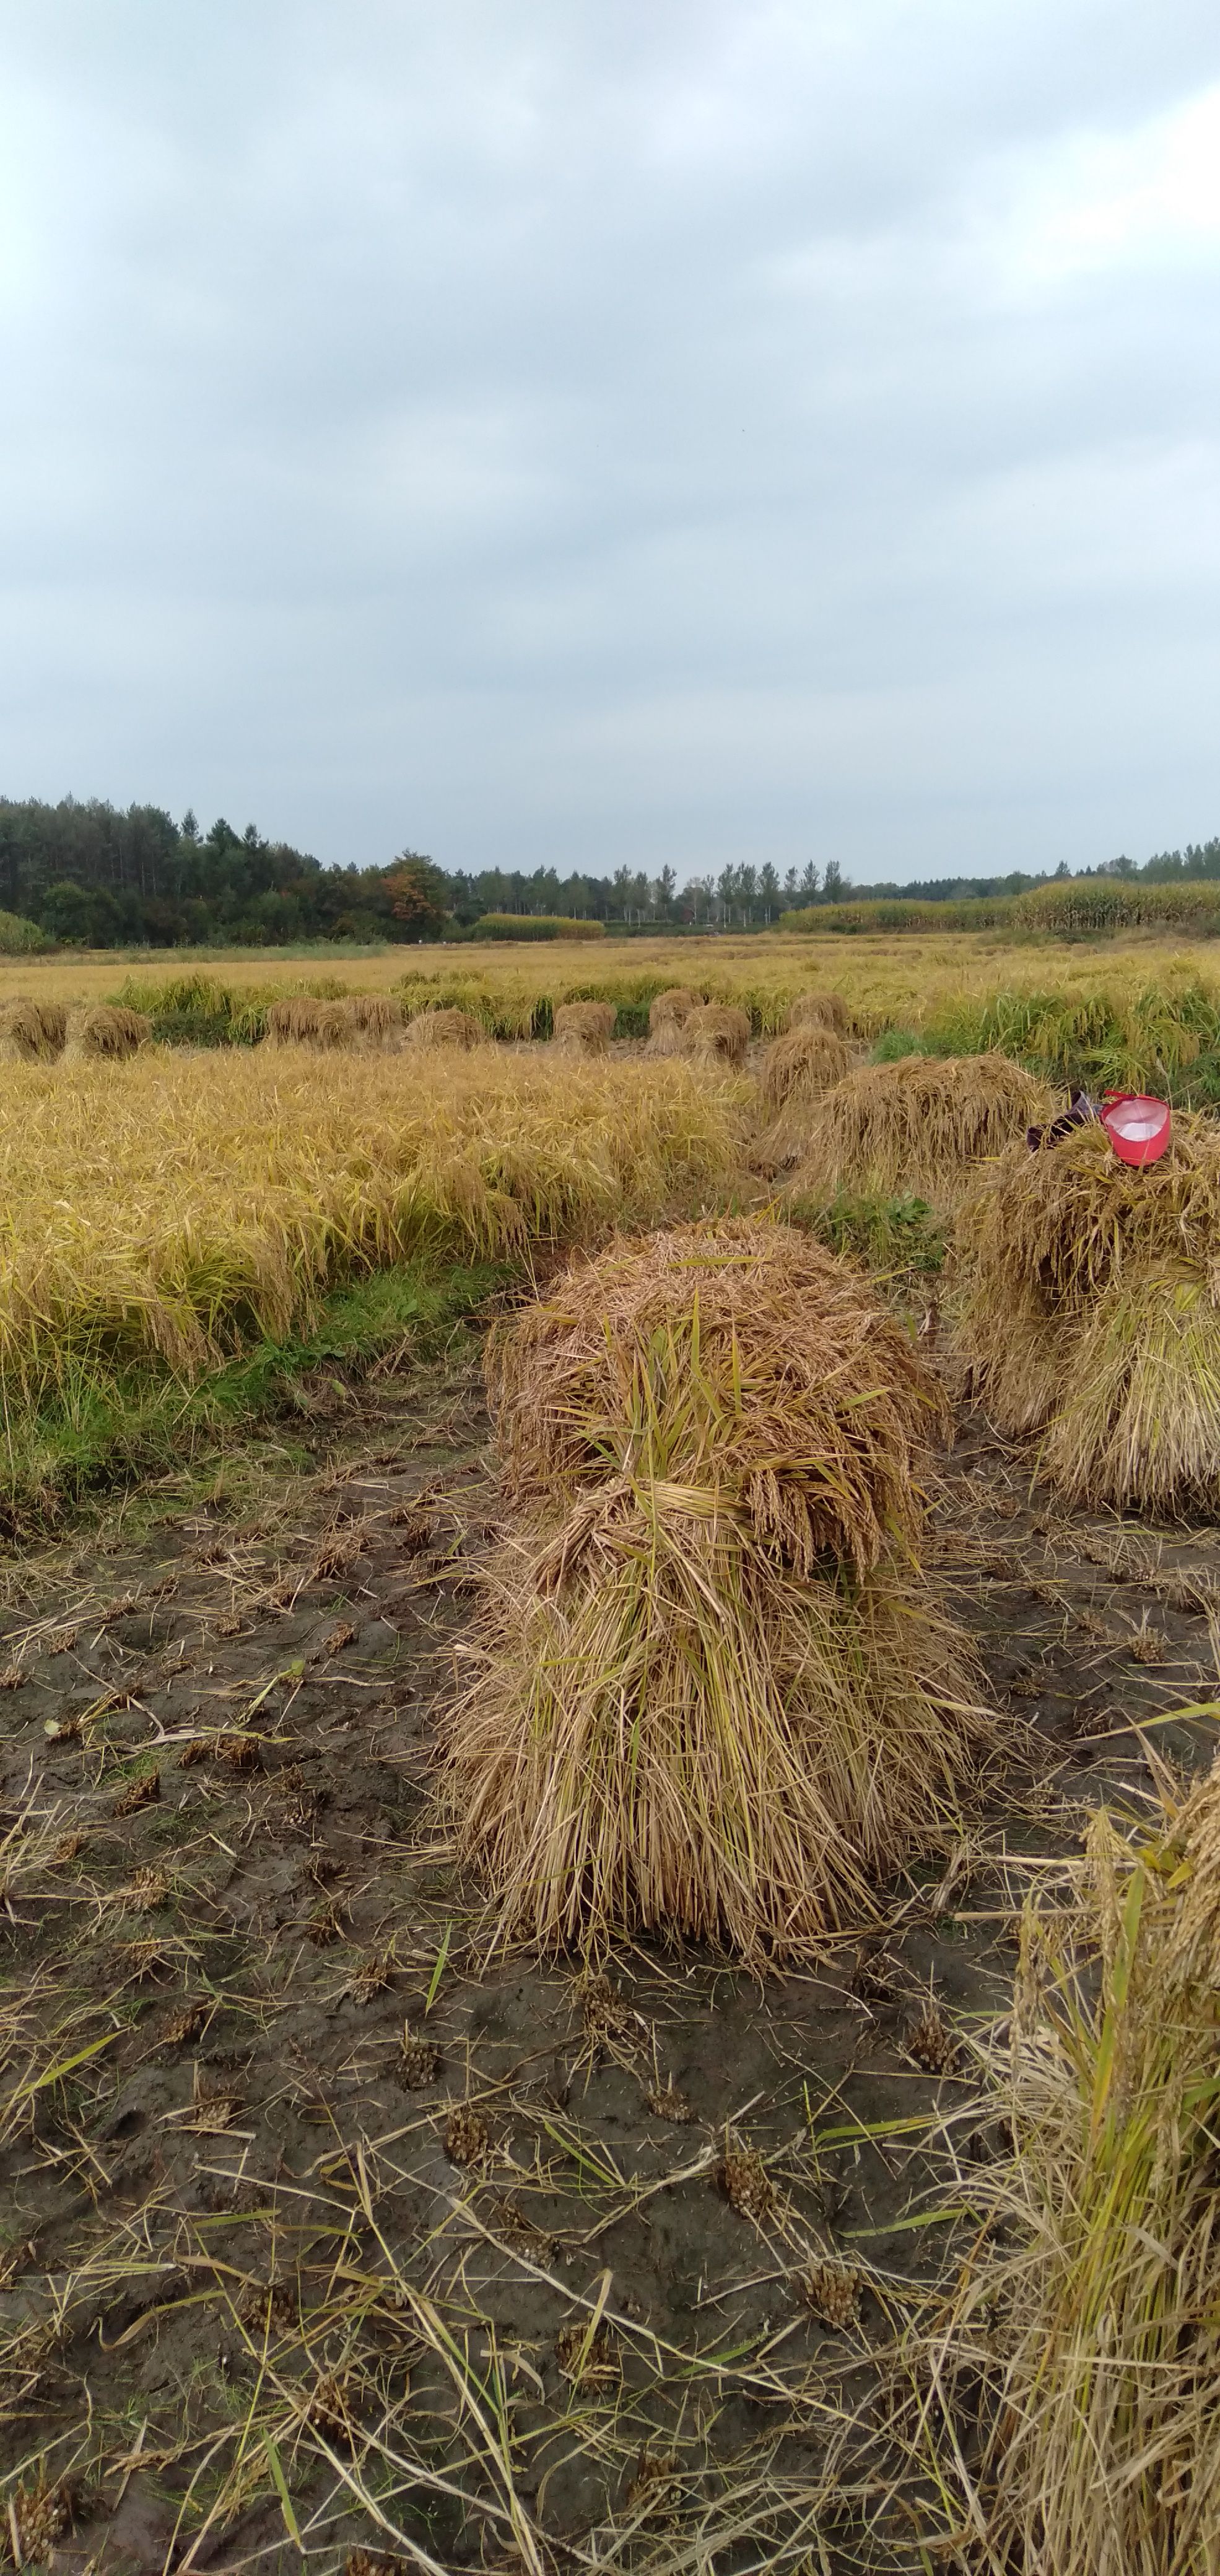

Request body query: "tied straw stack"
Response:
[444, 1216, 988, 1960]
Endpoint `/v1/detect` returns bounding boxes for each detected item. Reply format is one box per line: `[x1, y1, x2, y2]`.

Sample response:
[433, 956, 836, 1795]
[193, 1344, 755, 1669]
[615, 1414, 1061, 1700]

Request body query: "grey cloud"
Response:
[1, 0, 1218, 881]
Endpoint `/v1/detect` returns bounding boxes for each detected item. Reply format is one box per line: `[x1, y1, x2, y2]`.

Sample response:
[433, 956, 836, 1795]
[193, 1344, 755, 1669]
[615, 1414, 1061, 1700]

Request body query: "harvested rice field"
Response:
[4, 946, 1220, 2575]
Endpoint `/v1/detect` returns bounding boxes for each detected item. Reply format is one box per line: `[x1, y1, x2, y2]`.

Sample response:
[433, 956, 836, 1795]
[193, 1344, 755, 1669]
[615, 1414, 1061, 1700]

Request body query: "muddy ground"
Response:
[1, 1324, 1217, 2576]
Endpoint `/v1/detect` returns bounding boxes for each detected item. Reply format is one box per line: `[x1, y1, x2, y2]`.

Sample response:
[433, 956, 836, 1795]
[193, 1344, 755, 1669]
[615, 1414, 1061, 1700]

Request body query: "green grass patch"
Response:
[0, 1256, 503, 1536]
[787, 1189, 946, 1298]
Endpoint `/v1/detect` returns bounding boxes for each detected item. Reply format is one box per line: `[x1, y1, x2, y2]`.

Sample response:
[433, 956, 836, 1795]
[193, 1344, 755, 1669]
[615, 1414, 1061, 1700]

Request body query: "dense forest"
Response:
[0, 795, 1216, 946]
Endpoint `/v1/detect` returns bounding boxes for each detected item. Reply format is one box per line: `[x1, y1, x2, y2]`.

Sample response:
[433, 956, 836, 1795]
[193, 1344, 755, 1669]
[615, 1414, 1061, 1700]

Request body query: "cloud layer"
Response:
[1, 0, 1218, 881]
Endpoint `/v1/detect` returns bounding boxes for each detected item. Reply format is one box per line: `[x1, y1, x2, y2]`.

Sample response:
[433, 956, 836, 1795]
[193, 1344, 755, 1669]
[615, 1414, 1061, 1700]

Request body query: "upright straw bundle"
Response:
[405, 1006, 482, 1048]
[944, 1765, 1220, 2575]
[954, 1113, 1220, 1507]
[786, 991, 850, 1035]
[791, 1052, 1052, 1203]
[62, 1005, 150, 1063]
[444, 1218, 987, 1959]
[756, 1026, 855, 1165]
[647, 986, 700, 1053]
[0, 999, 66, 1062]
[680, 1003, 751, 1069]
[552, 1001, 616, 1055]
[343, 994, 403, 1043]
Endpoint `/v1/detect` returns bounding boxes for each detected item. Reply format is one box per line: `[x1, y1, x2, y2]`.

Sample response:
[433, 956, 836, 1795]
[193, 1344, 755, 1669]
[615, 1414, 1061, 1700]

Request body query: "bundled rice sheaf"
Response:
[791, 1051, 1053, 1203]
[756, 1026, 855, 1167]
[62, 1004, 150, 1063]
[405, 1006, 482, 1049]
[342, 994, 403, 1043]
[0, 998, 67, 1061]
[647, 985, 700, 1053]
[445, 1218, 988, 1959]
[786, 991, 851, 1035]
[265, 998, 335, 1046]
[944, 1767, 1220, 2575]
[680, 1002, 751, 1069]
[954, 1113, 1220, 1508]
[553, 999, 616, 1055]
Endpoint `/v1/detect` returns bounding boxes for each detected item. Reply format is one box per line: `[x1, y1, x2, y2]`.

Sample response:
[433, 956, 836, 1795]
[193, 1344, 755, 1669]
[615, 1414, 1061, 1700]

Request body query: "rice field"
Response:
[3, 931, 1220, 2573]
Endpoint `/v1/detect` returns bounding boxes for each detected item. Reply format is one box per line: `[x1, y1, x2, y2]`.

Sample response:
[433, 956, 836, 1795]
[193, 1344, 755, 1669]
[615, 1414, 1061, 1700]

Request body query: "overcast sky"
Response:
[1, 2, 1218, 885]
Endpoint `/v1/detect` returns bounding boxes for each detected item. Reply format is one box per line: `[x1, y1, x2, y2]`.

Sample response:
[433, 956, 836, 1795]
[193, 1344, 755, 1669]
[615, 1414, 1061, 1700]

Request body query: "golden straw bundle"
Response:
[791, 1052, 1052, 1202]
[0, 999, 66, 1062]
[552, 1000, 616, 1055]
[61, 1005, 150, 1063]
[445, 1218, 987, 1960]
[955, 1113, 1220, 1507]
[756, 1026, 855, 1166]
[647, 985, 700, 1054]
[680, 1003, 751, 1069]
[406, 1006, 482, 1048]
[786, 991, 850, 1035]
[945, 1765, 1220, 2574]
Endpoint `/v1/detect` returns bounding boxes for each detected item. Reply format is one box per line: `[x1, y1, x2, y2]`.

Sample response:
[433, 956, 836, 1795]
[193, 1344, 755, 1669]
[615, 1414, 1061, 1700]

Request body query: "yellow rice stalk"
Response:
[552, 1000, 616, 1054]
[0, 1051, 747, 1401]
[681, 1003, 751, 1069]
[448, 1219, 987, 1958]
[791, 1051, 1053, 1203]
[942, 1769, 1220, 2574]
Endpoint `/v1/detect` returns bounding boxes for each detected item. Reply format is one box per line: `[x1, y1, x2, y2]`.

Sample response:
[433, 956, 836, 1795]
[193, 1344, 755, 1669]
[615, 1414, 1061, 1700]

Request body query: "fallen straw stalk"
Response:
[790, 1051, 1053, 1203]
[939, 1763, 1220, 2575]
[448, 1219, 988, 1959]
[954, 1114, 1220, 1507]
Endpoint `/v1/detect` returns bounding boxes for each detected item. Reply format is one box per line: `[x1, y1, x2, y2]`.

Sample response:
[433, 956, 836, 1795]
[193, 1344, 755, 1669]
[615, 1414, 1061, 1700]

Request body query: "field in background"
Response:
[6, 926, 1220, 1025]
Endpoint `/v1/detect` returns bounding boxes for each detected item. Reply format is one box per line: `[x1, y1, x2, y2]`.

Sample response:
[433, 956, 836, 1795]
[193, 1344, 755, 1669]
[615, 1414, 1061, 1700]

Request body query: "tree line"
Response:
[1, 794, 1214, 947]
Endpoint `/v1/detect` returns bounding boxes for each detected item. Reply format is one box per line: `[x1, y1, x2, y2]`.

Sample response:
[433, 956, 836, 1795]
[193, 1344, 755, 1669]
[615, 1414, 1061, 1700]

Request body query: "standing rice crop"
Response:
[791, 1052, 1053, 1203]
[445, 1218, 988, 1960]
[954, 1114, 1220, 1507]
[939, 1766, 1220, 2575]
[0, 1050, 747, 1409]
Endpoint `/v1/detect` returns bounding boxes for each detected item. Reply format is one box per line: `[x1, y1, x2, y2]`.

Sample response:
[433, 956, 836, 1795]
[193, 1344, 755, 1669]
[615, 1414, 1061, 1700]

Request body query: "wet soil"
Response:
[1, 1333, 1217, 2576]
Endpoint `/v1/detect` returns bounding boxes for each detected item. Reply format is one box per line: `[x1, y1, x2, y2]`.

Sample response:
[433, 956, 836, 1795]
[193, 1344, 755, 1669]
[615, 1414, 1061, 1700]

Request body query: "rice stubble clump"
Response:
[444, 1216, 989, 1962]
